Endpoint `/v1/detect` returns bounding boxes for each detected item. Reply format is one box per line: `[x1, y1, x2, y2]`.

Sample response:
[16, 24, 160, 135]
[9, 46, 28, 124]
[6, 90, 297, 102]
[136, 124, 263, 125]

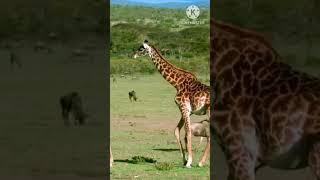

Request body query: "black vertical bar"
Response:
[106, 0, 111, 179]
[210, 1, 215, 180]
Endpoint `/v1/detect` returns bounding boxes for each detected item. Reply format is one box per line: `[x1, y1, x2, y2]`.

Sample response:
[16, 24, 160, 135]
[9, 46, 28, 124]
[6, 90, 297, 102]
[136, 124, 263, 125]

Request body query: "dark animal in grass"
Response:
[128, 90, 138, 102]
[9, 52, 22, 70]
[59, 91, 87, 126]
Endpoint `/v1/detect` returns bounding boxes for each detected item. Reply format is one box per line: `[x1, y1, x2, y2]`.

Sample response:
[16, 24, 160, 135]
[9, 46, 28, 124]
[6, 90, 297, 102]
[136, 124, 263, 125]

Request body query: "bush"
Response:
[110, 55, 209, 76]
[155, 162, 174, 171]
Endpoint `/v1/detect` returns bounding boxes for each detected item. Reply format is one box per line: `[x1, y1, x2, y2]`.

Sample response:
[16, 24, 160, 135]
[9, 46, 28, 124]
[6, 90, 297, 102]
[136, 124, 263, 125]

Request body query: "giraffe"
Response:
[133, 40, 210, 167]
[211, 19, 320, 180]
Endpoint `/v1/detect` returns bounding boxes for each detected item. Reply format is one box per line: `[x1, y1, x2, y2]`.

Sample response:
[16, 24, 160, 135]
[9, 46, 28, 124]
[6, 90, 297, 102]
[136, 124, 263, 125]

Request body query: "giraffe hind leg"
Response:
[184, 115, 193, 168]
[198, 137, 210, 167]
[196, 137, 204, 151]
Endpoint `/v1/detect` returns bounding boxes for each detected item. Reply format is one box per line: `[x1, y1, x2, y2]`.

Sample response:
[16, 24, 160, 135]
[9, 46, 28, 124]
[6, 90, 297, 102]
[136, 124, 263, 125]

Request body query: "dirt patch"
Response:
[112, 115, 208, 132]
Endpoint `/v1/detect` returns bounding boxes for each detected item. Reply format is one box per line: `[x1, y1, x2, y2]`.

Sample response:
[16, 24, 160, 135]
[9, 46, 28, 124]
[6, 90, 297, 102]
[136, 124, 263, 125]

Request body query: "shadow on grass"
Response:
[114, 156, 157, 164]
[114, 159, 137, 164]
[152, 148, 179, 152]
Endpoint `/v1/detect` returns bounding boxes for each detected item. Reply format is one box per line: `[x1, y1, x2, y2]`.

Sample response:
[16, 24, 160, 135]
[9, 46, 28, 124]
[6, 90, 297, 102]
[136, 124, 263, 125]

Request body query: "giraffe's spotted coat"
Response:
[211, 19, 320, 179]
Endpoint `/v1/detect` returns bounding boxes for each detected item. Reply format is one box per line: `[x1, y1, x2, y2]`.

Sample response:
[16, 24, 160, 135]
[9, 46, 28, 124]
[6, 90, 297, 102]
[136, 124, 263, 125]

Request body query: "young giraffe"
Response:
[134, 40, 210, 167]
[211, 19, 320, 179]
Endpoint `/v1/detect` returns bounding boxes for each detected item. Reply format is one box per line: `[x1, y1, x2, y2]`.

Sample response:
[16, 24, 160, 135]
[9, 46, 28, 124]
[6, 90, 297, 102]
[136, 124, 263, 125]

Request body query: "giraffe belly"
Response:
[266, 137, 309, 170]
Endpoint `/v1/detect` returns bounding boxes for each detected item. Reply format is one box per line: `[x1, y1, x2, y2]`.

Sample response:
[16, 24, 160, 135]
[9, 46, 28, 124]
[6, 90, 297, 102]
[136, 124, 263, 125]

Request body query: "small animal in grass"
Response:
[110, 75, 117, 83]
[190, 119, 210, 151]
[128, 90, 138, 102]
[9, 51, 22, 70]
[59, 91, 88, 126]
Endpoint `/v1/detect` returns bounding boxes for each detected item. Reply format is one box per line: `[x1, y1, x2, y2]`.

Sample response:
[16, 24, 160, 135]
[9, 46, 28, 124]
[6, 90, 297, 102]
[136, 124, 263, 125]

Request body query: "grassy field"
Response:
[110, 74, 210, 179]
[0, 37, 107, 179]
[110, 4, 210, 179]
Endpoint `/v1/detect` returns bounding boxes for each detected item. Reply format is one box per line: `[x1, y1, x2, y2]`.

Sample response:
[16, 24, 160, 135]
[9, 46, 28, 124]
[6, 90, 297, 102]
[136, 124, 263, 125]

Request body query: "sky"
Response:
[111, 0, 209, 8]
[118, 0, 203, 3]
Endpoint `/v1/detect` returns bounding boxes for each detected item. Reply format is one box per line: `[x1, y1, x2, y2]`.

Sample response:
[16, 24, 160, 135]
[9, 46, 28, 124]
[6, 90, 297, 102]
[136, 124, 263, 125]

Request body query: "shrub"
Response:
[155, 162, 174, 171]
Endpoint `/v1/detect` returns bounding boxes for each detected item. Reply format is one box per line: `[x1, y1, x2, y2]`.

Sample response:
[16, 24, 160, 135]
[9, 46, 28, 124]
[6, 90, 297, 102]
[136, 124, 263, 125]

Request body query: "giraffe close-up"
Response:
[211, 19, 320, 180]
[133, 40, 211, 168]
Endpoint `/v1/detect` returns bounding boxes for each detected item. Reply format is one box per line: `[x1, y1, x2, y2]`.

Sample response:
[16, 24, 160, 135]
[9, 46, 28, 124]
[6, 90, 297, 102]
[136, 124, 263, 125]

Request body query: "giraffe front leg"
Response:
[174, 118, 186, 164]
[184, 115, 193, 168]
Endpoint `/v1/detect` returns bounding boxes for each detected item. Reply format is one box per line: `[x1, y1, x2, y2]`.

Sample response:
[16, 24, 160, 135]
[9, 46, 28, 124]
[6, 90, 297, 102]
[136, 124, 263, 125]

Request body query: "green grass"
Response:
[155, 162, 174, 171]
[110, 74, 210, 179]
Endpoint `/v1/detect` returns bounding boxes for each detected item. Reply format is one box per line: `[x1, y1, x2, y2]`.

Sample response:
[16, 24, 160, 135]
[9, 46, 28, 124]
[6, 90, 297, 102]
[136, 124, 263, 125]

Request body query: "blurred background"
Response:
[0, 1, 107, 179]
[213, 0, 320, 76]
[213, 0, 318, 179]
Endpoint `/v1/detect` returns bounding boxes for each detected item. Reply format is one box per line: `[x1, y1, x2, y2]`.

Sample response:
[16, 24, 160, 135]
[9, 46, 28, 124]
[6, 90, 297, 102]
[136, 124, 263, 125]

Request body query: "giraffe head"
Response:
[133, 40, 151, 59]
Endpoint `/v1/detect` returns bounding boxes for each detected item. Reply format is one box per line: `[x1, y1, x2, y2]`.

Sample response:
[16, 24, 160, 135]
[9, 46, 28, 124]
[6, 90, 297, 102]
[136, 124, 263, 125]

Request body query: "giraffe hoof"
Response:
[198, 162, 204, 167]
[183, 160, 187, 166]
[185, 164, 192, 168]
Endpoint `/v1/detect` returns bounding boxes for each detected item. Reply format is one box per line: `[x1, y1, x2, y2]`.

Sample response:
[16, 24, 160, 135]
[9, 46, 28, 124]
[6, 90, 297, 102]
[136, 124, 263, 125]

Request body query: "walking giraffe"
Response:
[211, 19, 320, 179]
[133, 40, 210, 167]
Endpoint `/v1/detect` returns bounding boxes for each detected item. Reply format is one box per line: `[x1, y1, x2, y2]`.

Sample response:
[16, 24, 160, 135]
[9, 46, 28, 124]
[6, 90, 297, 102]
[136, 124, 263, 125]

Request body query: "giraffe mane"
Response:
[150, 45, 197, 79]
[212, 19, 280, 58]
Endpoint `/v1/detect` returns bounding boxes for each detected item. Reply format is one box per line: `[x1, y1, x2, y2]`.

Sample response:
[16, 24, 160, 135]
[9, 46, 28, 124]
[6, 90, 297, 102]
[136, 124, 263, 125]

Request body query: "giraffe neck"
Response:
[146, 45, 194, 88]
